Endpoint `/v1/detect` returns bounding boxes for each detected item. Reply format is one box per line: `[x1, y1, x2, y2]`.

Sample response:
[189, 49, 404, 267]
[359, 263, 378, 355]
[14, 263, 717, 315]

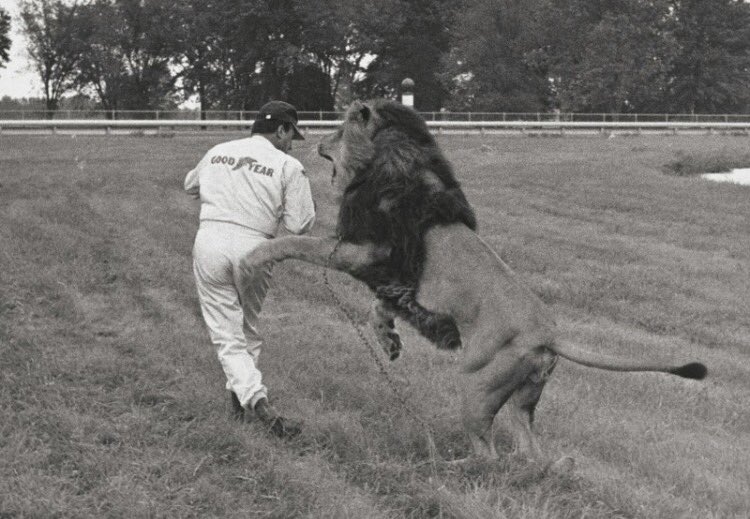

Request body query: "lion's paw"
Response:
[239, 243, 278, 277]
[548, 456, 575, 475]
[371, 320, 403, 361]
[384, 330, 402, 361]
[242, 243, 274, 267]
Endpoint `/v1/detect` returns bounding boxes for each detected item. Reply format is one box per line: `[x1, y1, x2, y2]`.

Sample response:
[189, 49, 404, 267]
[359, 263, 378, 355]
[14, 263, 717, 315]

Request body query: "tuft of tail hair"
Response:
[669, 362, 708, 380]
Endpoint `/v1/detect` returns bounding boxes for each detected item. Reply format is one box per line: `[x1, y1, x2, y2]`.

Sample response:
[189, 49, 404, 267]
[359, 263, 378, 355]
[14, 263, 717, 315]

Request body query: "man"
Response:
[185, 101, 315, 438]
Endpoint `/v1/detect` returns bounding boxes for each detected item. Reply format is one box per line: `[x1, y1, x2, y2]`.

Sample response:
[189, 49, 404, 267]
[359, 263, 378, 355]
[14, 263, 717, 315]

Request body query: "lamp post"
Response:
[401, 78, 415, 108]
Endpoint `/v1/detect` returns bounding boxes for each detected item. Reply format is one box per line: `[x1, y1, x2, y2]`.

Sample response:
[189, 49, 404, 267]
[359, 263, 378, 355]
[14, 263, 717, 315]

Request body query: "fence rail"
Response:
[2, 118, 750, 135]
[3, 109, 750, 123]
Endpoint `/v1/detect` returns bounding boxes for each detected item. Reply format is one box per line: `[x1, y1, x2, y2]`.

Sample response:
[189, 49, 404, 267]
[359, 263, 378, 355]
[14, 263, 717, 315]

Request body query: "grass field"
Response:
[1, 131, 749, 518]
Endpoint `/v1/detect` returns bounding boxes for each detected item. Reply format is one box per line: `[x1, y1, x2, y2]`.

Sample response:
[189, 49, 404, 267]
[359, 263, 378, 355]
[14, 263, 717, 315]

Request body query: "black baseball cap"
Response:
[253, 100, 304, 140]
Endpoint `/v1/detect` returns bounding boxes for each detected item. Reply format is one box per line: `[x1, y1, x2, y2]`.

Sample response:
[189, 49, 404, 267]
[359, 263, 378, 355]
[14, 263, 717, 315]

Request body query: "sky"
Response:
[0, 0, 43, 99]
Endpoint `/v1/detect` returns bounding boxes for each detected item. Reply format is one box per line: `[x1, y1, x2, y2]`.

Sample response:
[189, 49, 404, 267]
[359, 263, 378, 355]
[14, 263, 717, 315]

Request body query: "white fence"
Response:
[3, 109, 750, 123]
[2, 118, 750, 135]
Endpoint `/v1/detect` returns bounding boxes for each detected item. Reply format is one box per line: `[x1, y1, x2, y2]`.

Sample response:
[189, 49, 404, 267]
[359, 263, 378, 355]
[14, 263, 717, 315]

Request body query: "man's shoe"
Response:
[230, 392, 244, 422]
[253, 398, 302, 439]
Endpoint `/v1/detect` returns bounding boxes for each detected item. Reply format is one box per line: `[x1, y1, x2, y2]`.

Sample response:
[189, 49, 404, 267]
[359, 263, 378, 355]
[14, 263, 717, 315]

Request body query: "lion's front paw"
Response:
[369, 300, 403, 361]
[371, 319, 402, 361]
[240, 243, 277, 273]
[384, 330, 402, 361]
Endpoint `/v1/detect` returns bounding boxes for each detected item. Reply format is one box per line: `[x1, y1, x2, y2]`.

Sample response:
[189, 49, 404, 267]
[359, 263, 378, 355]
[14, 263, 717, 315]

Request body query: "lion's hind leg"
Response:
[458, 331, 541, 462]
[506, 347, 575, 473]
[506, 347, 556, 462]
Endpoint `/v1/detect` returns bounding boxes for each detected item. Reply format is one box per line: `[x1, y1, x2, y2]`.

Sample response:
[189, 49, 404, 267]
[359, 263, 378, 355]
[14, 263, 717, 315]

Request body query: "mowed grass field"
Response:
[1, 130, 749, 518]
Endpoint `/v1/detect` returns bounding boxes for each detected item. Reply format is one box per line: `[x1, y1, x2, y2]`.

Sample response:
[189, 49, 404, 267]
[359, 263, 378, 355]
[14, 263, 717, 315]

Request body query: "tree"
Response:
[668, 0, 750, 113]
[545, 0, 675, 112]
[283, 63, 335, 111]
[354, 0, 454, 111]
[171, 0, 227, 115]
[20, 0, 88, 113]
[173, 0, 343, 113]
[441, 0, 552, 112]
[0, 7, 10, 70]
[76, 0, 180, 114]
[294, 0, 386, 108]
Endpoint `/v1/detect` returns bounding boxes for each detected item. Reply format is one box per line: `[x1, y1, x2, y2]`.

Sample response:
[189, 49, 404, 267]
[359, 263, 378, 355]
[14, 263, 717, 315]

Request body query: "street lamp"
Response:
[401, 78, 415, 108]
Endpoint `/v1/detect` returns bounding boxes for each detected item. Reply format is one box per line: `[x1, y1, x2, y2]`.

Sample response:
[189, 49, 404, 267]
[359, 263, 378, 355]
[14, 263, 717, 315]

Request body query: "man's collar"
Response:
[248, 134, 276, 149]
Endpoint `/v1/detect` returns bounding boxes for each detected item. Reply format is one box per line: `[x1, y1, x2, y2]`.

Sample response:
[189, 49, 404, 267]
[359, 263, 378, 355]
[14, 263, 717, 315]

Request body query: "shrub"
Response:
[663, 150, 750, 176]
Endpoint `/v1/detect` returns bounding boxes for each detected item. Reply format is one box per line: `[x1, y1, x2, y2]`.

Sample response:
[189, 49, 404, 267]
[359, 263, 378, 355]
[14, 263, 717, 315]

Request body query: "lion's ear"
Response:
[348, 101, 371, 124]
[358, 105, 371, 124]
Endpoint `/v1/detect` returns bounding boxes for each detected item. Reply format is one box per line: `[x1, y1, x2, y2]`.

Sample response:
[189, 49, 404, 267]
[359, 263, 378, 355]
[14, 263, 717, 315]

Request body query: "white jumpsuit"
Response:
[185, 135, 315, 409]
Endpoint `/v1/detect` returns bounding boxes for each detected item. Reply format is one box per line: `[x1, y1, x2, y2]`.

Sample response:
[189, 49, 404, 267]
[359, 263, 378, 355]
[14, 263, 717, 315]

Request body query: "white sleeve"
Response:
[281, 159, 316, 235]
[185, 152, 209, 198]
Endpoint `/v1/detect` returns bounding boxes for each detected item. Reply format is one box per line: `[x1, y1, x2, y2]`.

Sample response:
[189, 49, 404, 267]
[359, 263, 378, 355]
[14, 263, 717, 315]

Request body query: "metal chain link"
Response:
[323, 239, 439, 464]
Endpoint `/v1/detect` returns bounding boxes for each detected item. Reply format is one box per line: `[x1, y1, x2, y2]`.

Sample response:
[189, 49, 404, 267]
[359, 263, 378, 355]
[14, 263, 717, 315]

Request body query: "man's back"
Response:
[185, 135, 314, 237]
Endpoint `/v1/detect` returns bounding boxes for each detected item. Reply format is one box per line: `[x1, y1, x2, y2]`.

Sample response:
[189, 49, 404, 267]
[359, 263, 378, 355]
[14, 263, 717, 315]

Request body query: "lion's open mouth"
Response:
[318, 152, 336, 181]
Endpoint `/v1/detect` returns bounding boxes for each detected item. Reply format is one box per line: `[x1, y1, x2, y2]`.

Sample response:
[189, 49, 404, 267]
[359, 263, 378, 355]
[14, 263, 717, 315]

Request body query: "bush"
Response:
[663, 150, 750, 176]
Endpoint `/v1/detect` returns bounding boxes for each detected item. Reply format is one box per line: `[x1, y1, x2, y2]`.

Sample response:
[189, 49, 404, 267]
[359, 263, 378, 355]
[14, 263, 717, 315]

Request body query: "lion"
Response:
[240, 99, 707, 469]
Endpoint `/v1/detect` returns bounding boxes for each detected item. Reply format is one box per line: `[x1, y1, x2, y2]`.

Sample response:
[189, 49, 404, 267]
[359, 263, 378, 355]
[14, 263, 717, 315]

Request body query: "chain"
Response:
[323, 239, 440, 465]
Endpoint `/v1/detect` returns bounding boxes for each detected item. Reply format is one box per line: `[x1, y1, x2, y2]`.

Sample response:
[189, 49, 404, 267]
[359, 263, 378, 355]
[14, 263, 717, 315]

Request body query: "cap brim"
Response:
[291, 123, 304, 140]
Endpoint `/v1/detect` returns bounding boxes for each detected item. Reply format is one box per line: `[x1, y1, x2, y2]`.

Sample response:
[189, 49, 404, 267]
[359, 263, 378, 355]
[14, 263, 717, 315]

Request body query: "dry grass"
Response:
[1, 131, 748, 518]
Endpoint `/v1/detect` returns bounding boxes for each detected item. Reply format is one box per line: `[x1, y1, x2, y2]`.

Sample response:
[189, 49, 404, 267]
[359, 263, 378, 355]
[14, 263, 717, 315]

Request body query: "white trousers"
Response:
[192, 221, 273, 409]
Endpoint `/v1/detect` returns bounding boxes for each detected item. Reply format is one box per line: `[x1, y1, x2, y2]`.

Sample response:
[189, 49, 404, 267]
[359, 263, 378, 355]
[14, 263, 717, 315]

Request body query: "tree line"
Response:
[1, 0, 749, 115]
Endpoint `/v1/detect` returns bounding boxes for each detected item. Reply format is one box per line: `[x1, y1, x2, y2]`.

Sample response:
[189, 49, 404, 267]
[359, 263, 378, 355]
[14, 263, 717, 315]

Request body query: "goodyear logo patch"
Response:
[210, 155, 274, 177]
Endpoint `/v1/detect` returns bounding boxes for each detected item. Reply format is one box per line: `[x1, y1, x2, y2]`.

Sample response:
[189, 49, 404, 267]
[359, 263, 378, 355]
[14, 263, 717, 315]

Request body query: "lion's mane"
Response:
[336, 100, 477, 349]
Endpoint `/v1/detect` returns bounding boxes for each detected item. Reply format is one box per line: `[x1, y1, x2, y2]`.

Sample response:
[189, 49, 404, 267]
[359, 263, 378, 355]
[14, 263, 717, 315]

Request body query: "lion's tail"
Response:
[549, 340, 707, 380]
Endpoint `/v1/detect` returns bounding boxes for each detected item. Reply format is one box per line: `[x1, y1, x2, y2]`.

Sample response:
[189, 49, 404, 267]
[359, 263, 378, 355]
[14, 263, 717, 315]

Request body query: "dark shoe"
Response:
[230, 392, 245, 422]
[253, 398, 302, 439]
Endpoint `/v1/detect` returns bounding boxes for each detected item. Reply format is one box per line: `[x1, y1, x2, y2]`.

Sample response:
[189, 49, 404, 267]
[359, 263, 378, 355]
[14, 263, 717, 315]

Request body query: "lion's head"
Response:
[317, 98, 476, 283]
[317, 99, 451, 195]
[318, 100, 375, 193]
